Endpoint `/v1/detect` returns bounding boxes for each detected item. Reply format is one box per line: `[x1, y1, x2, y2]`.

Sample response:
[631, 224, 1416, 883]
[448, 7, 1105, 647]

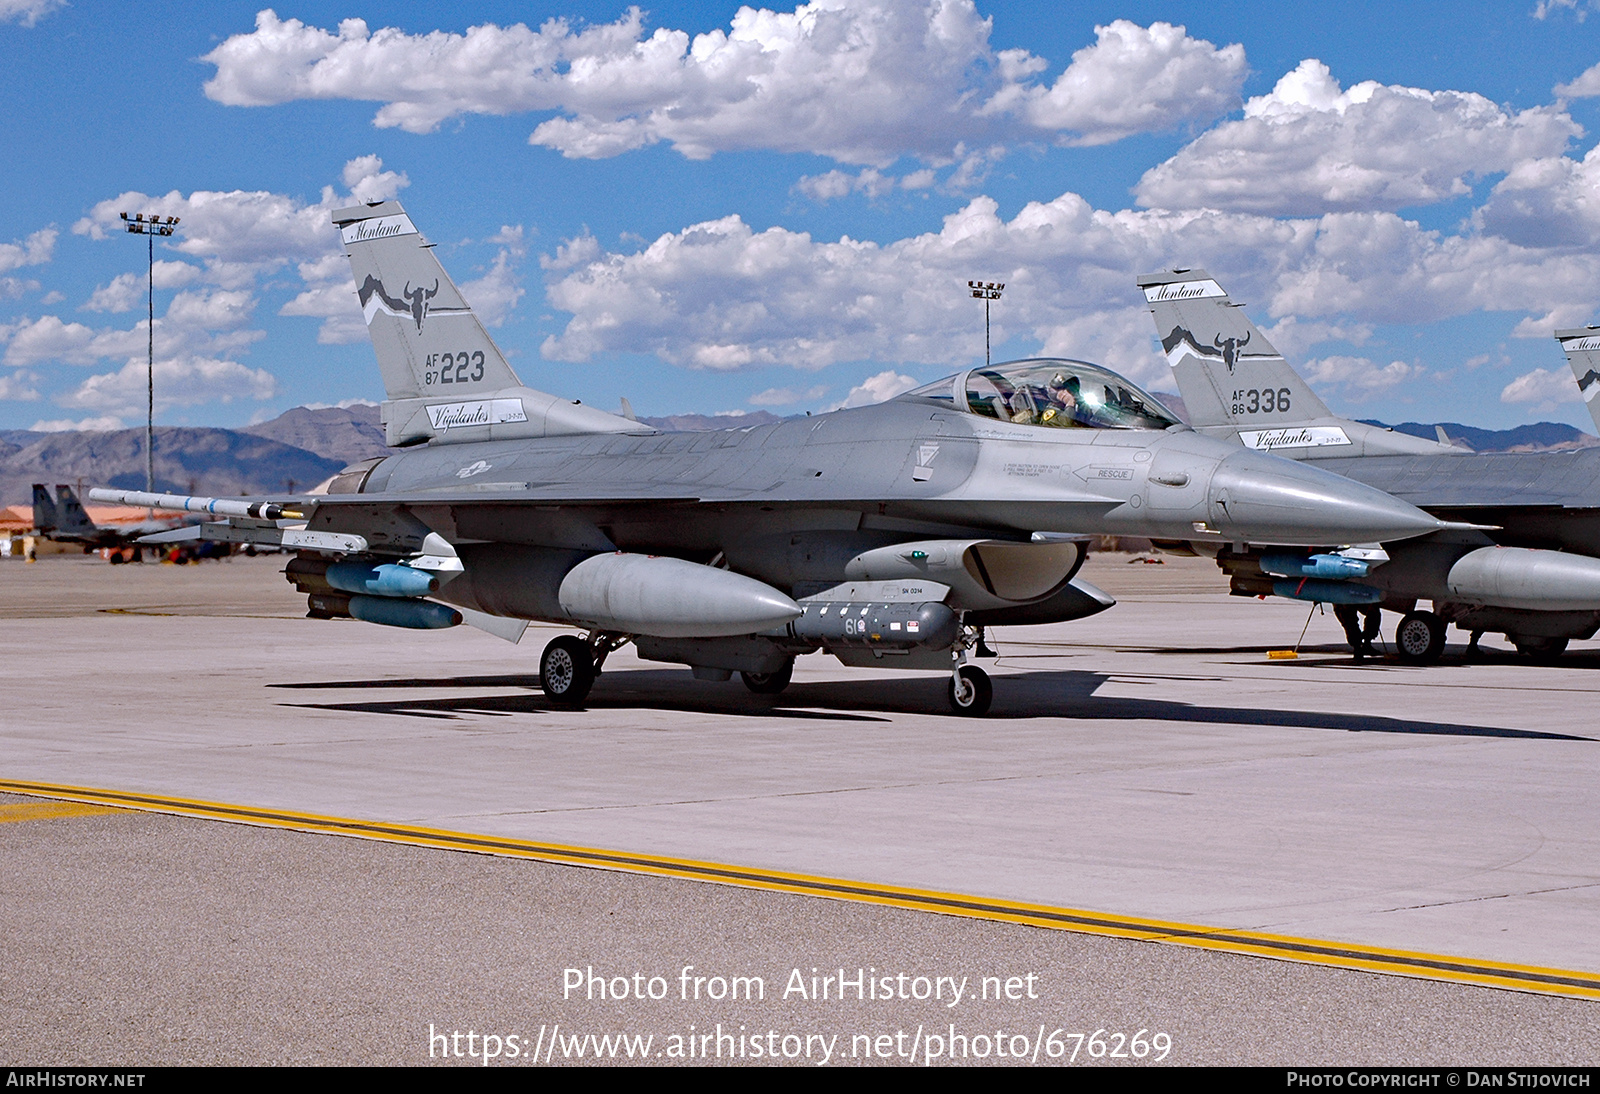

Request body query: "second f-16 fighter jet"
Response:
[95, 202, 1451, 714]
[1144, 268, 1600, 664]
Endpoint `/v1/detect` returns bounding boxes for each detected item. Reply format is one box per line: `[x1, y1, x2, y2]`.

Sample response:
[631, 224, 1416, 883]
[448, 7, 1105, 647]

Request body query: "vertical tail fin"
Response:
[31, 484, 59, 533]
[1137, 269, 1453, 458]
[54, 485, 98, 536]
[1555, 326, 1600, 434]
[1136, 269, 1330, 428]
[332, 201, 642, 445]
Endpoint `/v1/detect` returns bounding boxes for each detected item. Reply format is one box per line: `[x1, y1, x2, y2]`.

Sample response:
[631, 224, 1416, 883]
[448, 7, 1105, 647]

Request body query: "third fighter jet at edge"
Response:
[1144, 268, 1600, 663]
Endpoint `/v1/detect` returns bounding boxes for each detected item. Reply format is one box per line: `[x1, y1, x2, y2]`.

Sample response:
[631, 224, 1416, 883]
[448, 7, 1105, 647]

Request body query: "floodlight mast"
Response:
[119, 212, 179, 496]
[967, 280, 1004, 367]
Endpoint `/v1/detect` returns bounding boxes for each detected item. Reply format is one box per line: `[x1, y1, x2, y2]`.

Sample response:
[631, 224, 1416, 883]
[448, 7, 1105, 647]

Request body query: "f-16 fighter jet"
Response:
[94, 202, 1450, 714]
[1144, 268, 1600, 664]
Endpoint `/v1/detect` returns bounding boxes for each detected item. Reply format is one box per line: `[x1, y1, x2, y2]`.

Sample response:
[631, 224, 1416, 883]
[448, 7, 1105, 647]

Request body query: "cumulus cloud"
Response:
[830, 370, 919, 409]
[0, 1, 64, 28]
[796, 166, 940, 202]
[75, 189, 335, 280]
[458, 248, 525, 327]
[1538, 0, 1600, 22]
[1555, 58, 1600, 97]
[58, 356, 277, 417]
[0, 369, 40, 401]
[0, 157, 428, 418]
[83, 263, 203, 313]
[750, 384, 828, 406]
[994, 19, 1245, 146]
[340, 154, 409, 203]
[301, 397, 378, 410]
[62, 156, 414, 353]
[1136, 59, 1579, 215]
[1259, 316, 1372, 359]
[3, 316, 102, 366]
[3, 301, 264, 369]
[202, 7, 1245, 165]
[1302, 355, 1419, 399]
[538, 188, 1600, 389]
[1500, 367, 1578, 409]
[30, 416, 125, 432]
[71, 156, 401, 285]
[1477, 143, 1600, 249]
[0, 228, 56, 273]
[277, 281, 363, 345]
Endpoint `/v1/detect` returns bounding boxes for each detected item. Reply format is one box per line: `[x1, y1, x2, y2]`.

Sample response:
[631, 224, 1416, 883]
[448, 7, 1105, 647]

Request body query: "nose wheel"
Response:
[948, 665, 992, 716]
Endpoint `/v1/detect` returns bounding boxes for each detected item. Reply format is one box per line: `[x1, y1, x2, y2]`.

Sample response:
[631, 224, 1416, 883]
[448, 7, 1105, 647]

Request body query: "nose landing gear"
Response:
[946, 620, 993, 715]
[948, 664, 992, 716]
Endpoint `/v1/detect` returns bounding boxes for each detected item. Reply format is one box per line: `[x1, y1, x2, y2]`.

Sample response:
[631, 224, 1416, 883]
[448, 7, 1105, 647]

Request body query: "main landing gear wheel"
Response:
[1394, 610, 1446, 665]
[947, 665, 993, 716]
[1514, 636, 1568, 663]
[540, 635, 595, 705]
[741, 659, 794, 695]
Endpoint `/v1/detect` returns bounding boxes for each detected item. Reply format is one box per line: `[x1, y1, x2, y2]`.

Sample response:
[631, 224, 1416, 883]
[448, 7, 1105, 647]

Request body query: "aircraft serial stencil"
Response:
[95, 201, 1453, 715]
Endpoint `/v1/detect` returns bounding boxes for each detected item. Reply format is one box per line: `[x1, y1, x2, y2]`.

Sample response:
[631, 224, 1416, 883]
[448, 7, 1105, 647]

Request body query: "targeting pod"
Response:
[790, 600, 959, 650]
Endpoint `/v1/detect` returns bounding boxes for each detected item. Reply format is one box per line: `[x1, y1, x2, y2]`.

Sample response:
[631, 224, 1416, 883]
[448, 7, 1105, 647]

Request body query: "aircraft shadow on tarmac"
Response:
[269, 668, 1587, 740]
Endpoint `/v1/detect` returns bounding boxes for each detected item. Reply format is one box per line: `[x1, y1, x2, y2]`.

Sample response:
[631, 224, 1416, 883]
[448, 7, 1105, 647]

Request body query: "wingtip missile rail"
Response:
[87, 487, 373, 555]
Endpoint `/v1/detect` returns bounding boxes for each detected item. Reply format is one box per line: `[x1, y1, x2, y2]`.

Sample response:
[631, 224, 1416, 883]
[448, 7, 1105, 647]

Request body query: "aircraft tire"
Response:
[1514, 636, 1568, 663]
[1394, 611, 1445, 665]
[541, 635, 595, 705]
[741, 660, 794, 694]
[948, 665, 993, 717]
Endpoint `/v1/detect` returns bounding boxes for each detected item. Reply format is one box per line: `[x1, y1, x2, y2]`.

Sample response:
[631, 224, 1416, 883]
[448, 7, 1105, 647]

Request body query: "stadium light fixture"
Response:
[119, 212, 180, 495]
[967, 280, 1004, 367]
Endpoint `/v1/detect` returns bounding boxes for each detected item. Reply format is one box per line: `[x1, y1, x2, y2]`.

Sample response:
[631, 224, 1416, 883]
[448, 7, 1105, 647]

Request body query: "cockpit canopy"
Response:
[900, 358, 1182, 431]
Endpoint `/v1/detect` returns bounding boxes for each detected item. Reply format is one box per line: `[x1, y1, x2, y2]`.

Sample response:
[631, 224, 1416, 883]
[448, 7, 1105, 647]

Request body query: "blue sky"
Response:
[5, 0, 1600, 432]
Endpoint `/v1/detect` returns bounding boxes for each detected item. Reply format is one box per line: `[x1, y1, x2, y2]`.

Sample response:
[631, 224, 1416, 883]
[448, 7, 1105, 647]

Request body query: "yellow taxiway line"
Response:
[3, 775, 1596, 1000]
[0, 799, 126, 823]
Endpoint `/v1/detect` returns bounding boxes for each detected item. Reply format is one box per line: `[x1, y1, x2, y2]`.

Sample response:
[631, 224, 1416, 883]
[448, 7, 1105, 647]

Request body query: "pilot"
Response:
[1039, 373, 1081, 427]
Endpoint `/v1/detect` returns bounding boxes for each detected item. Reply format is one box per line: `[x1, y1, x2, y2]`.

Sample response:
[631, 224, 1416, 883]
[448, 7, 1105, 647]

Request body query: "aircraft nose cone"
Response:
[1209, 450, 1443, 545]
